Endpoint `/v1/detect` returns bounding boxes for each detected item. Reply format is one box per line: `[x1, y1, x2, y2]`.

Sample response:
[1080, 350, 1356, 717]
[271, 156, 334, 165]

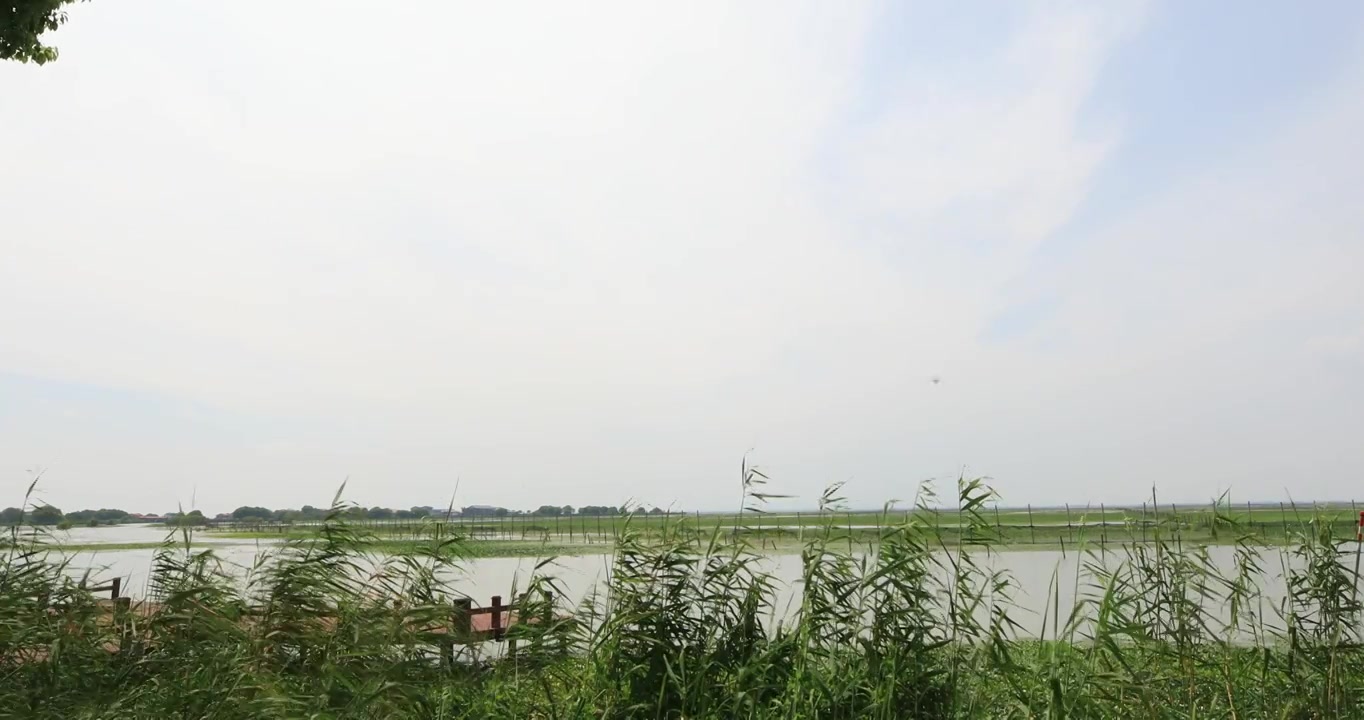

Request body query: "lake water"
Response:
[40, 526, 1329, 640]
[32, 524, 261, 546]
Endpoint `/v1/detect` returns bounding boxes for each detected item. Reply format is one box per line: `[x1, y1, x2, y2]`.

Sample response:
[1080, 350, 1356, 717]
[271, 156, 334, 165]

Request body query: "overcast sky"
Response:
[2, 1, 1362, 514]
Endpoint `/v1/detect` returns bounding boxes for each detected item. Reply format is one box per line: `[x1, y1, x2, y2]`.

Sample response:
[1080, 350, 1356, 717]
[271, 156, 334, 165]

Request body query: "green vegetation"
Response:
[223, 503, 638, 523]
[28, 504, 61, 526]
[1, 505, 151, 527]
[209, 498, 1364, 552]
[0, 0, 84, 64]
[163, 509, 207, 527]
[4, 477, 1364, 718]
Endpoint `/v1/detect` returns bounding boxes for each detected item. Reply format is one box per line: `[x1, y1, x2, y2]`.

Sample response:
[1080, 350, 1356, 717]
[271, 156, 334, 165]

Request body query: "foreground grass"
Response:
[4, 478, 1364, 719]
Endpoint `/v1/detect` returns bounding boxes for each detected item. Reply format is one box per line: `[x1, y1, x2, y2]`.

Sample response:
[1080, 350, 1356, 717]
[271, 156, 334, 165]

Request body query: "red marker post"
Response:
[1357, 511, 1363, 542]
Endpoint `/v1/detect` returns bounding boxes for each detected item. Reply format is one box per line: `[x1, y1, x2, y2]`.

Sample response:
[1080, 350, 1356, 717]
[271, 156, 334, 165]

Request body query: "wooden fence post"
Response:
[491, 595, 504, 642]
[1027, 504, 1036, 544]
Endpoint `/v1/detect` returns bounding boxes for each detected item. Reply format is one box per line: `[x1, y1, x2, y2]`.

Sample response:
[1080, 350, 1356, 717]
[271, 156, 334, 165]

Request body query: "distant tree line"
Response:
[227, 505, 452, 523]
[224, 503, 673, 523]
[0, 506, 143, 528]
[0, 502, 675, 528]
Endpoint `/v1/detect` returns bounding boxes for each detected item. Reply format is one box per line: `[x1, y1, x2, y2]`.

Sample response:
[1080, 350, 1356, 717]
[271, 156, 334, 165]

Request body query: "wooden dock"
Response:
[12, 579, 558, 664]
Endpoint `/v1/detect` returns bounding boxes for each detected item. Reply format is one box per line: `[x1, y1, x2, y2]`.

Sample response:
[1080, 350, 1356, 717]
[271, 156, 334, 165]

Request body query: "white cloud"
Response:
[2, 0, 1359, 511]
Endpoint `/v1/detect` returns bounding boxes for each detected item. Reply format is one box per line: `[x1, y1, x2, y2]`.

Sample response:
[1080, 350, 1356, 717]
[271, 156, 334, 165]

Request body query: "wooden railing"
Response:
[51, 579, 559, 665]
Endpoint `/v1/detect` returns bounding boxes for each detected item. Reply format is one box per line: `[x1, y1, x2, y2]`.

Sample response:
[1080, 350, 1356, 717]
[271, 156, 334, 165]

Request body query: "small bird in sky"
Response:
[930, 376, 941, 385]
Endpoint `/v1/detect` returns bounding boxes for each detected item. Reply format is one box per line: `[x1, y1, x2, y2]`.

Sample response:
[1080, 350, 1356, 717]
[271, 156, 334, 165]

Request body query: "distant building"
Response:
[461, 505, 506, 517]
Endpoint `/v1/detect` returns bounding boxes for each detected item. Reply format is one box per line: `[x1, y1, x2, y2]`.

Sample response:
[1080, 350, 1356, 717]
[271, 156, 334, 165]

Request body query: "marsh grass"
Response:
[3, 477, 1364, 718]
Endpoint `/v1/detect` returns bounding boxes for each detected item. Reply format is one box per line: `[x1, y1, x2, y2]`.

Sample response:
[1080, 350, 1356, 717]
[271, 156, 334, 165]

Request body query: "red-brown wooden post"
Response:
[491, 595, 503, 641]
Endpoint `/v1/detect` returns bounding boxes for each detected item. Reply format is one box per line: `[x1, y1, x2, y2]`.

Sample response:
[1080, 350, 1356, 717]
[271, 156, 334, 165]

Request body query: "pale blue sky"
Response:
[1, 1, 1361, 513]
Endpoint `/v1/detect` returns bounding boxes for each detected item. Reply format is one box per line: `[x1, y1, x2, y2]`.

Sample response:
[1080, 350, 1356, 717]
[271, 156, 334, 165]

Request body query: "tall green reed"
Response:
[5, 476, 1364, 718]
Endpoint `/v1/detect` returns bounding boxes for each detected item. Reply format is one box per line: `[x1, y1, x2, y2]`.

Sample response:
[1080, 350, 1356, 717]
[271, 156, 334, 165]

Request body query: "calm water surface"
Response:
[50, 535, 1323, 639]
